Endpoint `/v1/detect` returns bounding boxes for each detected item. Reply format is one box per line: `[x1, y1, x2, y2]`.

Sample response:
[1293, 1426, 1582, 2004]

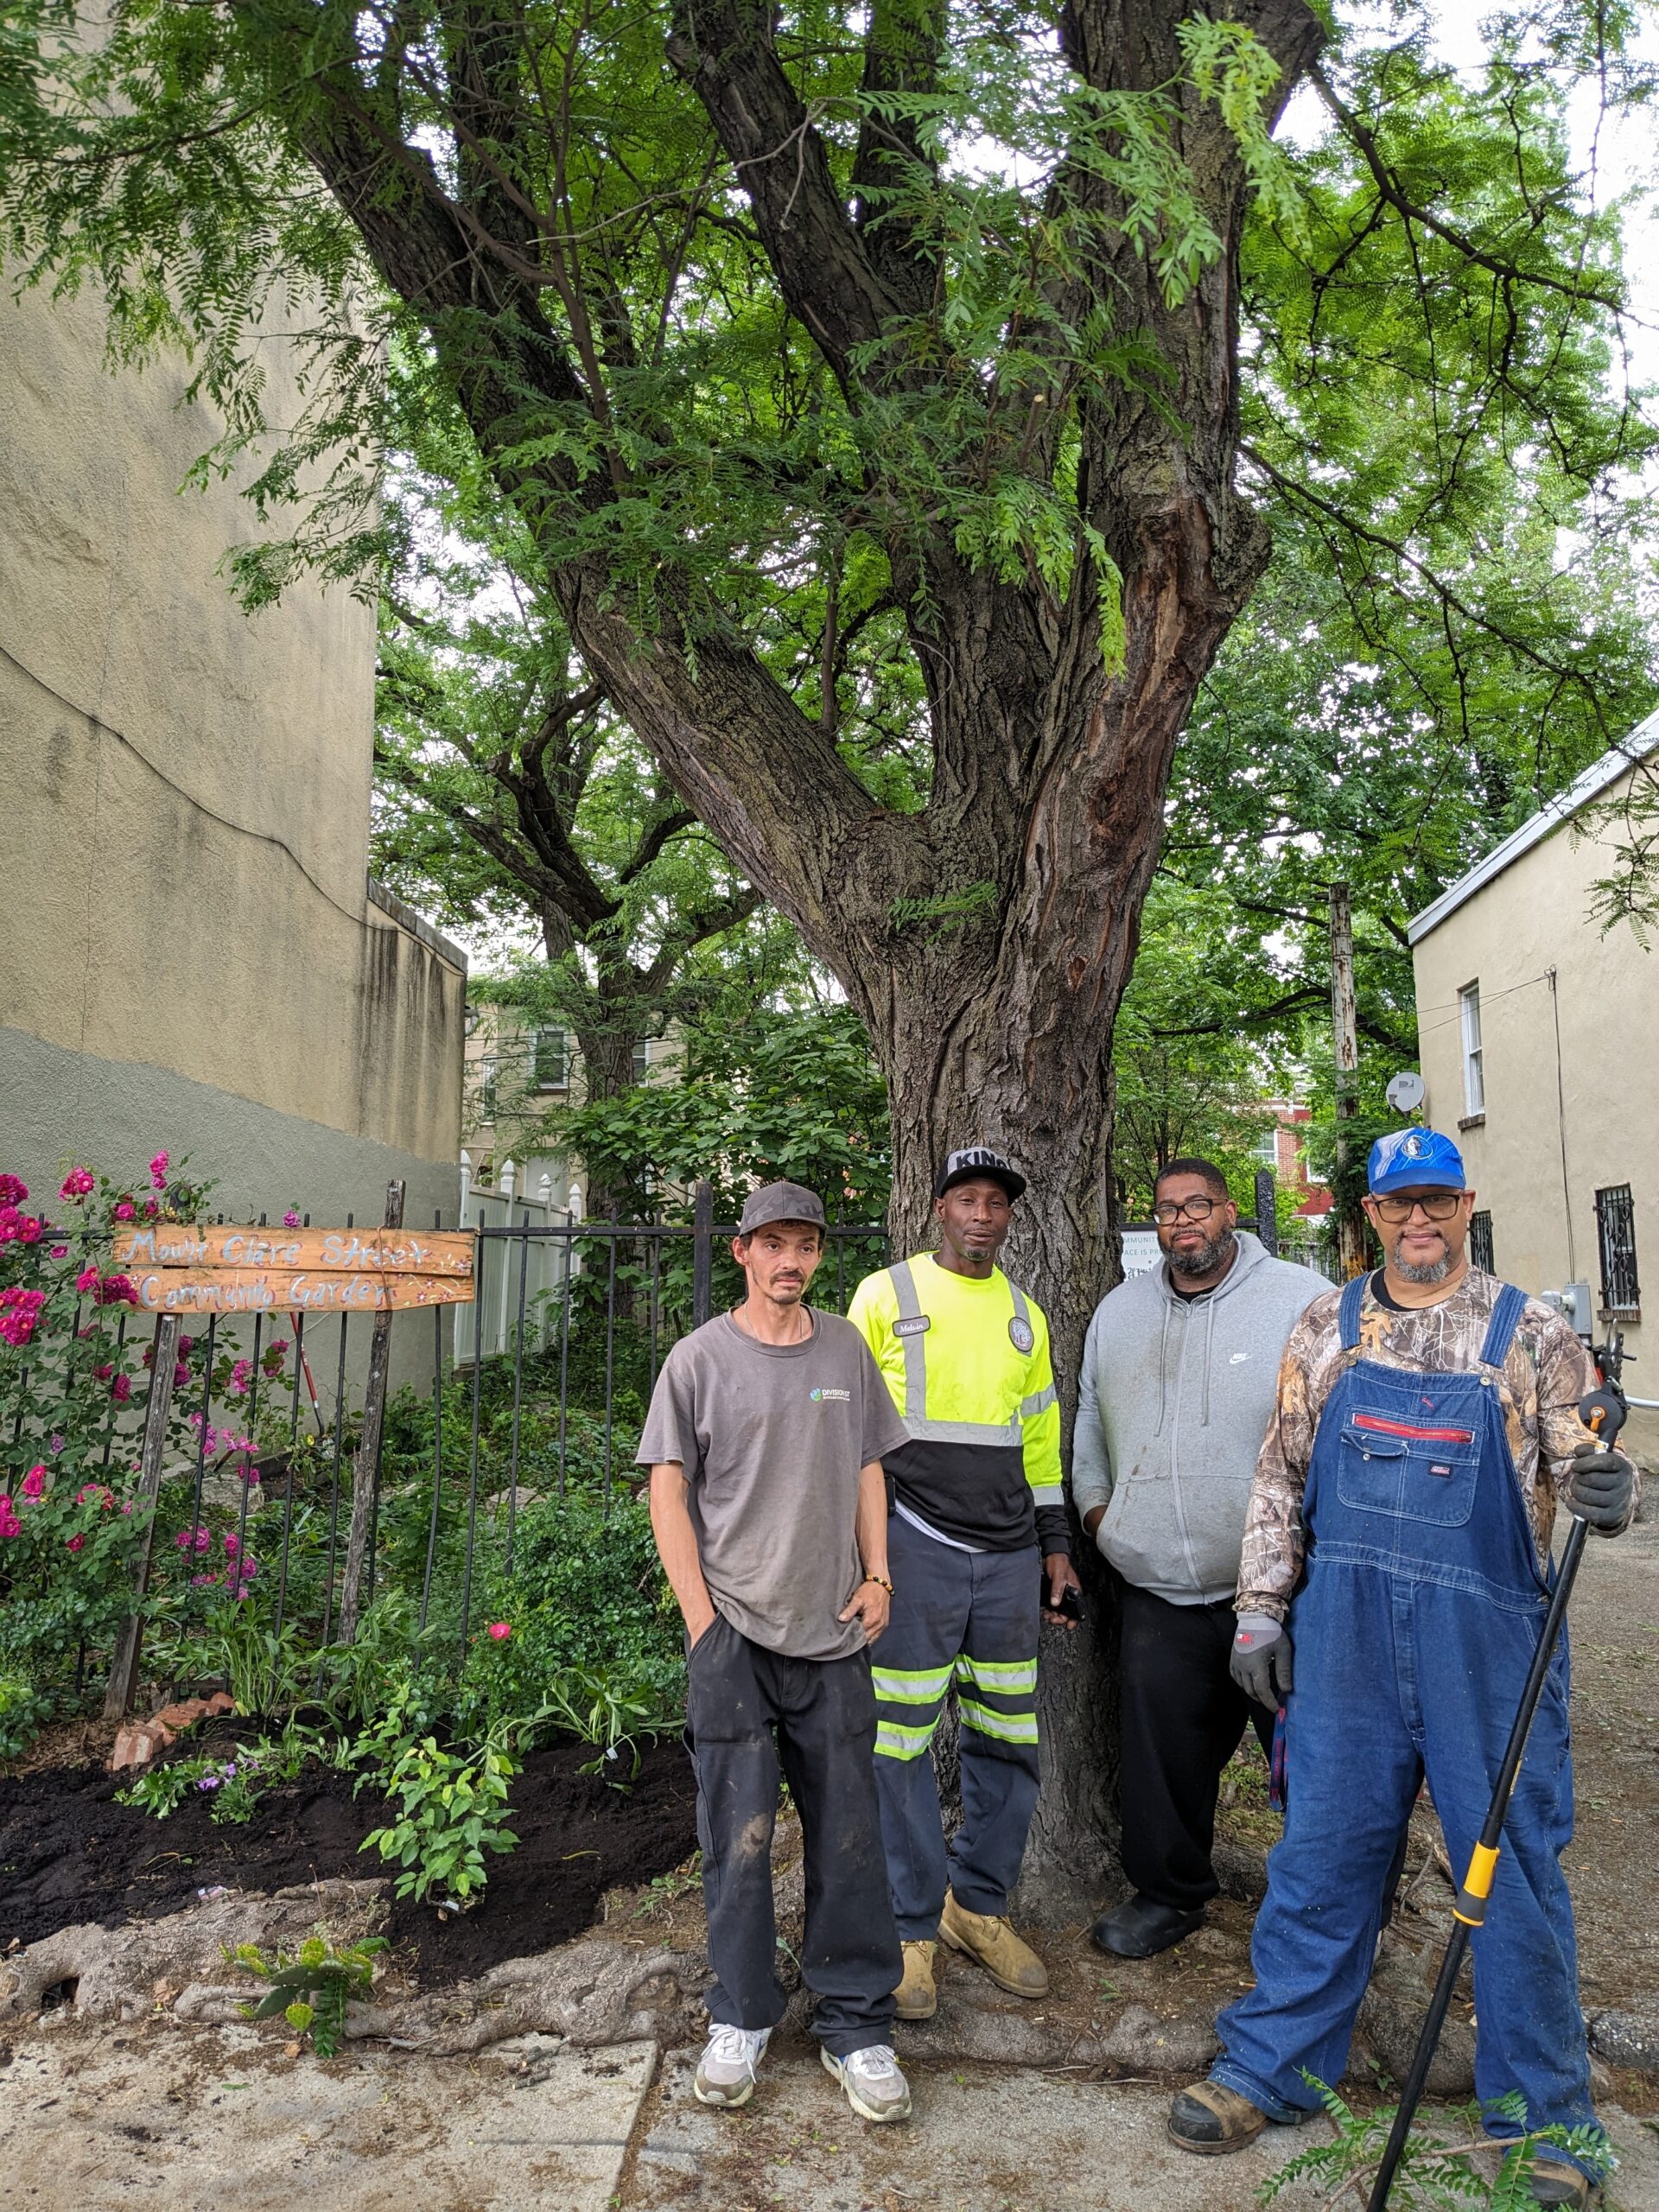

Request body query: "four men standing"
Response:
[643, 1134, 1635, 2189]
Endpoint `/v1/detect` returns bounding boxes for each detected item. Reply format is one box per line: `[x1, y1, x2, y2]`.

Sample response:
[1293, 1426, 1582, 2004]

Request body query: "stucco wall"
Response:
[0, 275, 465, 1255]
[1412, 770, 1659, 1456]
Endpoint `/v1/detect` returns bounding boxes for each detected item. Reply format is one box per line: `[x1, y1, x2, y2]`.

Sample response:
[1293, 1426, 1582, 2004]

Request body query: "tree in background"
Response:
[7, 0, 1656, 1906]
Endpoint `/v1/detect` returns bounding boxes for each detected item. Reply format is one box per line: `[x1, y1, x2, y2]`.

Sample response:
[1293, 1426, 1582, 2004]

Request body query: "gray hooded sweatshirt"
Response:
[1071, 1232, 1328, 1605]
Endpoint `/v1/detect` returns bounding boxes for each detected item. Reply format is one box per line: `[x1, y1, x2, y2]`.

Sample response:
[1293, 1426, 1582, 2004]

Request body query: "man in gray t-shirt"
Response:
[639, 1180, 912, 2126]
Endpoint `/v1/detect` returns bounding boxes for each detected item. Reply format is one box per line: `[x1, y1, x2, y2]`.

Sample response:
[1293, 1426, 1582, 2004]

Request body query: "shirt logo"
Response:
[893, 1315, 931, 1338]
[1008, 1317, 1035, 1354]
[1230, 1352, 1249, 1364]
[810, 1387, 851, 1402]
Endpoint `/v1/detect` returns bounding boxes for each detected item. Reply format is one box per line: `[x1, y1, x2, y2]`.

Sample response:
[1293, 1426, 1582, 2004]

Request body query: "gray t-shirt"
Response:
[637, 1308, 909, 1659]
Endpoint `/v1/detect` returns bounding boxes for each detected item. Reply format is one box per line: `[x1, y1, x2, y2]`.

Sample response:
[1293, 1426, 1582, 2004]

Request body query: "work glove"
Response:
[1230, 1612, 1293, 1711]
[1567, 1444, 1636, 1535]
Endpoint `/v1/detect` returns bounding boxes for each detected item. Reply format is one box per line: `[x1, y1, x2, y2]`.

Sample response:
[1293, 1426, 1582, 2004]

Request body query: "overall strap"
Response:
[1478, 1281, 1529, 1370]
[890, 1258, 929, 1423]
[1338, 1272, 1368, 1351]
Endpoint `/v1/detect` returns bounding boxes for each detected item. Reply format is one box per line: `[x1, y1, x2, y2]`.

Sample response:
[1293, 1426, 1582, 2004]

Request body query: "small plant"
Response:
[230, 1932, 387, 2057]
[118, 1745, 270, 1823]
[530, 1662, 677, 1780]
[1262, 2081, 1613, 2209]
[0, 1675, 53, 1763]
[359, 1733, 518, 1906]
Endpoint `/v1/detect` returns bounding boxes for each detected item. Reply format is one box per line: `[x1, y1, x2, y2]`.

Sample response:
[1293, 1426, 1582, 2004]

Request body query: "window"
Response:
[1251, 1127, 1280, 1169]
[475, 1055, 497, 1121]
[533, 1027, 567, 1090]
[1459, 983, 1484, 1116]
[632, 1036, 652, 1084]
[1595, 1184, 1640, 1314]
[1469, 1210, 1495, 1274]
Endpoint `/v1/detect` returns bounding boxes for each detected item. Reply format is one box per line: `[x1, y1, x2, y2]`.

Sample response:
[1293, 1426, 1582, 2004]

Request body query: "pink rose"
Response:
[22, 1465, 46, 1499]
[149, 1151, 170, 1190]
[65, 1532, 86, 1553]
[110, 1373, 132, 1403]
[99, 1274, 137, 1306]
[283, 1211, 301, 1229]
[49, 1244, 67, 1259]
[487, 1622, 512, 1642]
[75, 1265, 100, 1294]
[0, 1511, 21, 1541]
[0, 1287, 47, 1348]
[113, 1199, 135, 1222]
[0, 1206, 42, 1245]
[60, 1166, 95, 1200]
[224, 1531, 240, 1555]
[0, 1174, 28, 1205]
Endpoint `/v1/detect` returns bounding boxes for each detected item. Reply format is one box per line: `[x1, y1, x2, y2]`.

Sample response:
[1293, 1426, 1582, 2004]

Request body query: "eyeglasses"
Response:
[1370, 1192, 1464, 1224]
[1153, 1196, 1221, 1225]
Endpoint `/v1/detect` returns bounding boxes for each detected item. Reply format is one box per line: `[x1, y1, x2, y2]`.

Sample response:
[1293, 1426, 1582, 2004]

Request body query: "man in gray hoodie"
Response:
[1074, 1158, 1327, 1959]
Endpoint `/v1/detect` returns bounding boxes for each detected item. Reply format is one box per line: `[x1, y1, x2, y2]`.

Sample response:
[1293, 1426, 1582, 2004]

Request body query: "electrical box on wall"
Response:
[1540, 1282, 1595, 1338]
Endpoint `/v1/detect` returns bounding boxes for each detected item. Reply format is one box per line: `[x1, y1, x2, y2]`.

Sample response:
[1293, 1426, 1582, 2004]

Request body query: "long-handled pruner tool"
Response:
[1364, 1385, 1627, 2210]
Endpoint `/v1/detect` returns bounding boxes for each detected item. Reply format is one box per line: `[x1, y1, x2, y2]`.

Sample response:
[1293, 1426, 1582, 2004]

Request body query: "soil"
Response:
[0, 1730, 699, 1987]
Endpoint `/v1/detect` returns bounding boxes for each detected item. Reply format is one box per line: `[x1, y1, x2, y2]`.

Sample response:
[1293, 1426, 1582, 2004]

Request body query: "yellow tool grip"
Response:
[1452, 1842, 1501, 1926]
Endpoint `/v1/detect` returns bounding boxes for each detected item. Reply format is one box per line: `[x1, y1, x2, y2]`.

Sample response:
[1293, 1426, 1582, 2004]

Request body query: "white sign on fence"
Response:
[1120, 1228, 1162, 1277]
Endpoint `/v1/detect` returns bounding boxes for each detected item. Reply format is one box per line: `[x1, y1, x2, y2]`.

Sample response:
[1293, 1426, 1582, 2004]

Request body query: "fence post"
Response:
[338, 1179, 404, 1644]
[103, 1313, 182, 1719]
[692, 1178, 715, 1327]
[1254, 1168, 1278, 1257]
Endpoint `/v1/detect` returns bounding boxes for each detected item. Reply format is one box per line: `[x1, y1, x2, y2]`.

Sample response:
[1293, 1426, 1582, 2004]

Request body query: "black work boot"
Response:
[1091, 1892, 1205, 1960]
[1167, 2080, 1268, 2155]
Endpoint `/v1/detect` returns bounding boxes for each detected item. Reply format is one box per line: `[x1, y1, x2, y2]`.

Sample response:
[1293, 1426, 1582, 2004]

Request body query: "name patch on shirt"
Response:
[893, 1315, 931, 1338]
[1008, 1317, 1035, 1354]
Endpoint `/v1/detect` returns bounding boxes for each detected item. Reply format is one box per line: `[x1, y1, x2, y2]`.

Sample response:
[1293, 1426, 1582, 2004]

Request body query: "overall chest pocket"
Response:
[1335, 1410, 1481, 1529]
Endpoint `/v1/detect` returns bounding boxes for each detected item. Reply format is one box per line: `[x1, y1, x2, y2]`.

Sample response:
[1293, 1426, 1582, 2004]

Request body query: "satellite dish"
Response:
[1386, 1071, 1427, 1116]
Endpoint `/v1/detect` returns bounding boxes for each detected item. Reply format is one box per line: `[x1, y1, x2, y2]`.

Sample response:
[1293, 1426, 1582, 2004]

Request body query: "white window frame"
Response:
[1459, 982, 1484, 1116]
[533, 1026, 568, 1091]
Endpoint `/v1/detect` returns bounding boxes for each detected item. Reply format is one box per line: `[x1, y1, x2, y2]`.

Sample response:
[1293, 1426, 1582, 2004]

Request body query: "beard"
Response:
[1391, 1236, 1453, 1284]
[1165, 1226, 1236, 1280]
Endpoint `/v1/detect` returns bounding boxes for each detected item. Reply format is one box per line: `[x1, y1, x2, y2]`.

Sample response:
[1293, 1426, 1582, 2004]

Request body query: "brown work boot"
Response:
[1167, 2079, 1267, 2155]
[1529, 2158, 1597, 2208]
[893, 1940, 938, 2021]
[938, 1890, 1049, 1998]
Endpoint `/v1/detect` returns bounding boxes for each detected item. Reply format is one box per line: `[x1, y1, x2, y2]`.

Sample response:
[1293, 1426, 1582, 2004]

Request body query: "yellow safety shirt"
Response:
[848, 1252, 1068, 1554]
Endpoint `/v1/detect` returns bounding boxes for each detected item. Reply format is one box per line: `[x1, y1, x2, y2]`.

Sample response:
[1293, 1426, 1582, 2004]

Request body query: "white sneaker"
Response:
[693, 2024, 772, 2108]
[821, 2042, 912, 2123]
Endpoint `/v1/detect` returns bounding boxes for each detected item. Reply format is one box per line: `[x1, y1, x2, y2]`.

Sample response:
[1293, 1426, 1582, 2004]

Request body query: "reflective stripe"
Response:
[891, 1259, 929, 1424]
[875, 1719, 938, 1759]
[1027, 1482, 1064, 1506]
[953, 1654, 1037, 1695]
[1009, 1281, 1032, 1326]
[1020, 1382, 1058, 1420]
[959, 1696, 1039, 1745]
[872, 1663, 953, 1703]
[906, 1414, 1023, 1447]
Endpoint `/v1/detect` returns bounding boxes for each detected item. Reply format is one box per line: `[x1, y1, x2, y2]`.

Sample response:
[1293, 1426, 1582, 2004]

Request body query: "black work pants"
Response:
[1116, 1575, 1275, 1911]
[684, 1613, 900, 2056]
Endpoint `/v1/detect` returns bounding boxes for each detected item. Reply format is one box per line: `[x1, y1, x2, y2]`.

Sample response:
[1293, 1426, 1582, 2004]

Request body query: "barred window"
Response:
[1595, 1184, 1640, 1313]
[1469, 1210, 1495, 1274]
[533, 1027, 568, 1090]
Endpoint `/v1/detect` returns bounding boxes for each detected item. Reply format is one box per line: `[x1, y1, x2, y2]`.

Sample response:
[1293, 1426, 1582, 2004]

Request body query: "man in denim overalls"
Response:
[1167, 1130, 1637, 2209]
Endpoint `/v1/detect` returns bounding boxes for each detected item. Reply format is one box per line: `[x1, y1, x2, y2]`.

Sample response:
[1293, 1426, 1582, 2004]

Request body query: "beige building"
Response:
[1409, 719, 1659, 1453]
[0, 280, 467, 1230]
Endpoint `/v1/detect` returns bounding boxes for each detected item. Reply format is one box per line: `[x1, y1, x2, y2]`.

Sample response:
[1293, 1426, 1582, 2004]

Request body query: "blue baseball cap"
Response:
[1368, 1127, 1465, 1196]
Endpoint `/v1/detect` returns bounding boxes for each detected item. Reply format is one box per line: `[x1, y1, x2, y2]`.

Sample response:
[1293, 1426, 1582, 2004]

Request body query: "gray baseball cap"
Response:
[738, 1179, 828, 1236]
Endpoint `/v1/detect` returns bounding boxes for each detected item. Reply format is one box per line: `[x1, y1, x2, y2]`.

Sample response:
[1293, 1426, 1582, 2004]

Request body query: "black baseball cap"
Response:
[738, 1179, 828, 1235]
[934, 1147, 1027, 1204]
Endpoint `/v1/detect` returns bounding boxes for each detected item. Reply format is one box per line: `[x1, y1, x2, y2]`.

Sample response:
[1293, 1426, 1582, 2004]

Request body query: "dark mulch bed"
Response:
[0, 1733, 699, 1986]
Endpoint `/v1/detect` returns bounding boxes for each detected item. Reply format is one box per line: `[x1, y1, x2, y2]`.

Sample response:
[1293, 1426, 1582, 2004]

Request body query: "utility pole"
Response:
[1329, 882, 1368, 1279]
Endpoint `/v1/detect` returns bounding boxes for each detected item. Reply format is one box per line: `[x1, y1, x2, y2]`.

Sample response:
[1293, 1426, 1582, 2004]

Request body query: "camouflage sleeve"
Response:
[1236, 1306, 1331, 1623]
[1534, 1309, 1630, 1506]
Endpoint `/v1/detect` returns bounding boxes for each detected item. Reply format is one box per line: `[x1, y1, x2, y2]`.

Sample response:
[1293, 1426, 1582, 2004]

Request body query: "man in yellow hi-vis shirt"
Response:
[848, 1147, 1081, 2024]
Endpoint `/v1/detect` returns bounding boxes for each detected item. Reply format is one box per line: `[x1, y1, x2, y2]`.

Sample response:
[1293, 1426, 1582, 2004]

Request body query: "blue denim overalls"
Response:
[1211, 1276, 1600, 2171]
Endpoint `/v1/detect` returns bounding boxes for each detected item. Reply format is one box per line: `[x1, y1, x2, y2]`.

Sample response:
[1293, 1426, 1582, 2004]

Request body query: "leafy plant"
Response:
[118, 1745, 270, 1824]
[0, 1674, 53, 1764]
[359, 1732, 519, 1907]
[529, 1662, 678, 1782]
[230, 1932, 387, 2057]
[1262, 2081, 1613, 2209]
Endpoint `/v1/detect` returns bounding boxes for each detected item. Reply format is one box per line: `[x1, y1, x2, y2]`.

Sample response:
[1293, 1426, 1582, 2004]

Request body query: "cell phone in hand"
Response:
[1043, 1578, 1084, 1622]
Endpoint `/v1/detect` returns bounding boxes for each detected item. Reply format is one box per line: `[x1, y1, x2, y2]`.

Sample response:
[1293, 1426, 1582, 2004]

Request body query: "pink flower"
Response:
[487, 1621, 512, 1642]
[174, 1361, 191, 1387]
[0, 1286, 48, 1347]
[65, 1533, 85, 1553]
[283, 1210, 300, 1229]
[0, 1174, 28, 1205]
[0, 1205, 42, 1245]
[180, 1336, 195, 1354]
[60, 1166, 95, 1200]
[49, 1244, 67, 1259]
[238, 1556, 257, 1580]
[224, 1531, 240, 1555]
[195, 1527, 211, 1552]
[22, 1465, 46, 1499]
[77, 1482, 110, 1506]
[99, 1274, 137, 1306]
[50, 1434, 64, 1453]
[191, 1573, 219, 1588]
[110, 1372, 132, 1403]
[267, 1338, 290, 1358]
[95, 1363, 113, 1381]
[149, 1151, 170, 1190]
[0, 1510, 21, 1541]
[143, 1199, 158, 1218]
[75, 1264, 100, 1294]
[113, 1199, 135, 1222]
[228, 1358, 252, 1396]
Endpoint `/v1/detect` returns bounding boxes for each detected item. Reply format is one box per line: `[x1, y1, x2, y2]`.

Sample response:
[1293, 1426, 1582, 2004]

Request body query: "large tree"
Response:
[6, 0, 1654, 1905]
